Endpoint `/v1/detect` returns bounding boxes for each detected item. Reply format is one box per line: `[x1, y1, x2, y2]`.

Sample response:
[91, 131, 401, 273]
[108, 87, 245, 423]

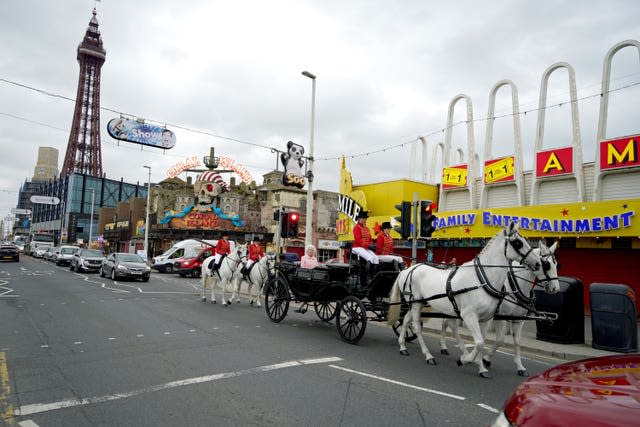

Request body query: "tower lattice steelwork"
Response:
[61, 8, 106, 177]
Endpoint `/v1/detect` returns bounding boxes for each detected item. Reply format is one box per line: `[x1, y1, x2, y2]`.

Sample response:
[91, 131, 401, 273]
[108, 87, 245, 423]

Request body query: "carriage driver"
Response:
[375, 222, 404, 269]
[352, 211, 379, 285]
[209, 230, 231, 271]
[242, 236, 264, 276]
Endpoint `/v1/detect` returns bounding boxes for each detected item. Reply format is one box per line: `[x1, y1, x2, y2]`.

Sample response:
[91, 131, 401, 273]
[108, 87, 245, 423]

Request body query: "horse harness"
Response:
[400, 232, 534, 319]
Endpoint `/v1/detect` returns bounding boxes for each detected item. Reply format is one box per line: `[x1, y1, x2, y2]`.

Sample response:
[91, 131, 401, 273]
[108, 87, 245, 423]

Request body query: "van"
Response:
[152, 239, 214, 273]
[175, 240, 237, 278]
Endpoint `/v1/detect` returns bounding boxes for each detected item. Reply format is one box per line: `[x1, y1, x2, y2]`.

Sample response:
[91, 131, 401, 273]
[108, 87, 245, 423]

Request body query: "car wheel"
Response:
[70, 264, 75, 271]
[164, 264, 173, 274]
[99, 267, 105, 277]
[110, 269, 116, 281]
[192, 268, 201, 278]
[142, 276, 149, 282]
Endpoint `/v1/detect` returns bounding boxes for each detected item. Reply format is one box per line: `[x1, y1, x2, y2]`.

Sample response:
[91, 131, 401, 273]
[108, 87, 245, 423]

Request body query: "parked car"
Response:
[70, 248, 105, 272]
[56, 245, 80, 266]
[0, 243, 20, 262]
[44, 246, 59, 262]
[100, 252, 151, 282]
[491, 354, 640, 427]
[33, 246, 50, 258]
[175, 245, 215, 278]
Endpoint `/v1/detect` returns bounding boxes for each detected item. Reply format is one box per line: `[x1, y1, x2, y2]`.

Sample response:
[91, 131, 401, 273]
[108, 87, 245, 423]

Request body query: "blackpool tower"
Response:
[61, 8, 106, 178]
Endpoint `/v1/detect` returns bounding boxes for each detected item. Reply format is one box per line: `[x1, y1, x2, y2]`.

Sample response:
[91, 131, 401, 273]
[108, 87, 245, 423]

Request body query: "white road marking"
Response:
[14, 356, 342, 416]
[18, 420, 39, 426]
[73, 342, 82, 345]
[329, 365, 466, 401]
[136, 334, 144, 338]
[107, 338, 116, 341]
[477, 403, 500, 413]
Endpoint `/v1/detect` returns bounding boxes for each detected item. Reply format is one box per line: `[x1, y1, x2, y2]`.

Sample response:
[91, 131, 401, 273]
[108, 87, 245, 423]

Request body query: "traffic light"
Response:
[287, 211, 300, 237]
[280, 212, 289, 238]
[394, 201, 411, 239]
[419, 200, 437, 238]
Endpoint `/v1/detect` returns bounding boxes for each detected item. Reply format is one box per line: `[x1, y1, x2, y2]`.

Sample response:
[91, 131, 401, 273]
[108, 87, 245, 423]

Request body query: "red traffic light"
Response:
[289, 213, 299, 221]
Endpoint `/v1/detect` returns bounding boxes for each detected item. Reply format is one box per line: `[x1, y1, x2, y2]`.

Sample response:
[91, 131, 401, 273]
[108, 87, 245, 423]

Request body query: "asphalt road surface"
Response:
[1, 256, 563, 426]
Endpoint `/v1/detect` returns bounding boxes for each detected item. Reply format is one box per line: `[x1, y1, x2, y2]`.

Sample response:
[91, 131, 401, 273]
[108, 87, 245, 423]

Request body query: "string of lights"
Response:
[1, 76, 638, 164]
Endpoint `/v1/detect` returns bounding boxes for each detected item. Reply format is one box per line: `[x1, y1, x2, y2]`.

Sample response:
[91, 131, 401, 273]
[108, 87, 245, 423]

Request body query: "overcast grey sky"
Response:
[1, 0, 639, 227]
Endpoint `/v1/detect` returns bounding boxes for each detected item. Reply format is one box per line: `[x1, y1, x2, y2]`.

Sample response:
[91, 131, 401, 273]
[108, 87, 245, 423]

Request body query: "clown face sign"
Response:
[280, 140, 306, 188]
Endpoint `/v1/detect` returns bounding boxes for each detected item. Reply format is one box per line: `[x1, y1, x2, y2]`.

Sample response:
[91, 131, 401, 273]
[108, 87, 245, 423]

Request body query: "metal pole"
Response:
[302, 71, 316, 248]
[412, 192, 418, 263]
[88, 188, 95, 246]
[143, 165, 151, 260]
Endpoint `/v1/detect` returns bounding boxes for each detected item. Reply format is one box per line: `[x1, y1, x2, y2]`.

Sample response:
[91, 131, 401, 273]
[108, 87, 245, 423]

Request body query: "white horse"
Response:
[201, 244, 247, 306]
[439, 241, 560, 376]
[230, 253, 275, 306]
[387, 222, 558, 378]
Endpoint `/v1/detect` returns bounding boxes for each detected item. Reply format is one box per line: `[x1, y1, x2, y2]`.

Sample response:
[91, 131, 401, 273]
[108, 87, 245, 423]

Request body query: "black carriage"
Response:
[263, 255, 409, 344]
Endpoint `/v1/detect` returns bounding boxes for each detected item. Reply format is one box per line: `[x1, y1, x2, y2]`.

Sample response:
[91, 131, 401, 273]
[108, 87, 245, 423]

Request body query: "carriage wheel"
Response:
[314, 301, 337, 322]
[336, 296, 367, 344]
[392, 319, 418, 342]
[264, 276, 290, 323]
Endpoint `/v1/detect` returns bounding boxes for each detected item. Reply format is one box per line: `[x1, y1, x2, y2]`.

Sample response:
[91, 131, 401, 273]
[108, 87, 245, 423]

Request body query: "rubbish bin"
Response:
[590, 283, 638, 353]
[534, 276, 584, 344]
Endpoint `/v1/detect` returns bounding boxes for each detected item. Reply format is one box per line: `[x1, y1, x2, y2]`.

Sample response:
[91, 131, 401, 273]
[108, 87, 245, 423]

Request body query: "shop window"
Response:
[318, 249, 336, 263]
[611, 238, 632, 250]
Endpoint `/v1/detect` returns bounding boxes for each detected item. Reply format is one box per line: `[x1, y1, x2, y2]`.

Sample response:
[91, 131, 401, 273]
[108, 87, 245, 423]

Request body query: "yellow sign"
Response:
[431, 199, 640, 239]
[484, 156, 515, 184]
[442, 167, 468, 187]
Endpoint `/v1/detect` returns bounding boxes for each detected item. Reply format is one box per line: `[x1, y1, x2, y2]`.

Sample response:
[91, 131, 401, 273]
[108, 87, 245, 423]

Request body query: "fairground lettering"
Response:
[337, 194, 363, 223]
[166, 156, 201, 178]
[481, 211, 634, 233]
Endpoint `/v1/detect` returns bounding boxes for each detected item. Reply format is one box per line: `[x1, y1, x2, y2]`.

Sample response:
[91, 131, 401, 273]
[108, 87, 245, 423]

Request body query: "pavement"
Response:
[420, 315, 639, 361]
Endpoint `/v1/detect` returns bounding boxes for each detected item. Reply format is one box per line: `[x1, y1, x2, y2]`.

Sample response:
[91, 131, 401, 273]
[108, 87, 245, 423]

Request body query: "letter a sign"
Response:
[536, 146, 573, 178]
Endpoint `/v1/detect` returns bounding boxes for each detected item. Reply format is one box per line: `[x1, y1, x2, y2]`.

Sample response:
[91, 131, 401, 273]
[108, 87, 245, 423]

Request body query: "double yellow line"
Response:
[0, 351, 15, 424]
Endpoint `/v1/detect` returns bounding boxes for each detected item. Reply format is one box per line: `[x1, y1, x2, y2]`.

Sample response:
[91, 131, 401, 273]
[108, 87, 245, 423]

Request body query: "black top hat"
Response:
[220, 230, 229, 237]
[252, 235, 261, 241]
[381, 221, 392, 229]
[356, 211, 369, 219]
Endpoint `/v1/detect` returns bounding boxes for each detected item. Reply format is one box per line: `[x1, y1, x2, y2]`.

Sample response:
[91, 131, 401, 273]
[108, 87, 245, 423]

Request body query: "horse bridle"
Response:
[503, 230, 538, 271]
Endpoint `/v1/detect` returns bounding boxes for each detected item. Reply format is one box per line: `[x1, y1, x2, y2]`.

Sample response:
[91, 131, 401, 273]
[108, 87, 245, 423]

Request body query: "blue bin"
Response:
[590, 283, 638, 353]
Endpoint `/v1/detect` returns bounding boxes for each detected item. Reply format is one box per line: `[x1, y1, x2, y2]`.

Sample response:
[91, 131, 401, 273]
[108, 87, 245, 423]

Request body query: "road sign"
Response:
[11, 208, 32, 215]
[30, 195, 60, 205]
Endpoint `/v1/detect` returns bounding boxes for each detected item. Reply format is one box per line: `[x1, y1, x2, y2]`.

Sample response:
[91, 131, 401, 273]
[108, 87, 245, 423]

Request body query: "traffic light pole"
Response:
[412, 192, 418, 264]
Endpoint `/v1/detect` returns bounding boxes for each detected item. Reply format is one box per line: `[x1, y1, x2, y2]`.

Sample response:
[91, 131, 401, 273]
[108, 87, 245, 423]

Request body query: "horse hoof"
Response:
[517, 370, 529, 377]
[237, 300, 240, 303]
[440, 349, 450, 355]
[426, 358, 437, 366]
[201, 298, 206, 302]
[482, 358, 491, 368]
[250, 301, 254, 305]
[456, 359, 463, 367]
[211, 301, 216, 304]
[399, 349, 410, 356]
[479, 371, 491, 379]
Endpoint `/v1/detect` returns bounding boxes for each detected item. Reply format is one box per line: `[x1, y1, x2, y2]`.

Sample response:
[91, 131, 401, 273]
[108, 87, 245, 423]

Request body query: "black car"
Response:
[100, 252, 151, 282]
[0, 244, 20, 262]
[70, 248, 105, 272]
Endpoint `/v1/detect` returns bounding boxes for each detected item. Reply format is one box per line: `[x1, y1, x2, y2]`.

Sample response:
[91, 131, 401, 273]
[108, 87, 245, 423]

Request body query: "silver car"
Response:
[100, 252, 151, 282]
[70, 248, 105, 272]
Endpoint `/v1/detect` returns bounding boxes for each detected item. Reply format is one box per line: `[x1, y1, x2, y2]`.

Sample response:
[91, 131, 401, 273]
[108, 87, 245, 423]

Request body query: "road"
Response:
[1, 256, 562, 426]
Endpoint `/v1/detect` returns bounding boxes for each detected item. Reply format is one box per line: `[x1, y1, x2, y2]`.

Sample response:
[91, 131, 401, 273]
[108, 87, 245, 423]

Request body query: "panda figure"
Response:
[280, 140, 306, 188]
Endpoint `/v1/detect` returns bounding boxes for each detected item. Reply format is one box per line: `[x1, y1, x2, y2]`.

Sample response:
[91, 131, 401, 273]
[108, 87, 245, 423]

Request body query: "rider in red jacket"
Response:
[209, 231, 231, 271]
[242, 236, 264, 275]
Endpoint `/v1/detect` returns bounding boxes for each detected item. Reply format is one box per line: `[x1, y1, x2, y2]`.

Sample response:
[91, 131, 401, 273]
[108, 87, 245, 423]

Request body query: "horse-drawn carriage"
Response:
[263, 254, 405, 344]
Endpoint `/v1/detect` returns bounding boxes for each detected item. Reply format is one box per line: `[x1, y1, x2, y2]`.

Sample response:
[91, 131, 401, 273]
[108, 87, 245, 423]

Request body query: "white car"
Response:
[33, 247, 49, 258]
[56, 245, 80, 266]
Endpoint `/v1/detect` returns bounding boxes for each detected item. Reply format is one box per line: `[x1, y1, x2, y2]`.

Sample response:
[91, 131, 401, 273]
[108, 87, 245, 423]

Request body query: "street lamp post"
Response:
[143, 165, 151, 260]
[88, 188, 95, 246]
[302, 70, 316, 248]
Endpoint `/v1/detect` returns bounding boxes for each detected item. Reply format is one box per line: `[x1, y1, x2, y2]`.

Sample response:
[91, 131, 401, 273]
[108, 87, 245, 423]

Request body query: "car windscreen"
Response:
[119, 254, 144, 263]
[61, 248, 78, 254]
[81, 249, 102, 257]
[183, 247, 201, 258]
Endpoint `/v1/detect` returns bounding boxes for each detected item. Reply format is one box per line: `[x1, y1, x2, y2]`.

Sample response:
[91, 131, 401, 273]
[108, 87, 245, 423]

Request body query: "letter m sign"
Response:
[601, 135, 640, 170]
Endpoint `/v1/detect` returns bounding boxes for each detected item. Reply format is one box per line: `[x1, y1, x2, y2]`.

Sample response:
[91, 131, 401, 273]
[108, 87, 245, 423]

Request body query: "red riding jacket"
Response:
[353, 223, 372, 249]
[248, 243, 264, 261]
[215, 239, 230, 255]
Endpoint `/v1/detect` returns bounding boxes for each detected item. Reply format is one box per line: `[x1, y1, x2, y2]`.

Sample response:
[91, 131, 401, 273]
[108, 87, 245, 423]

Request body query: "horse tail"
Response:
[387, 270, 404, 326]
